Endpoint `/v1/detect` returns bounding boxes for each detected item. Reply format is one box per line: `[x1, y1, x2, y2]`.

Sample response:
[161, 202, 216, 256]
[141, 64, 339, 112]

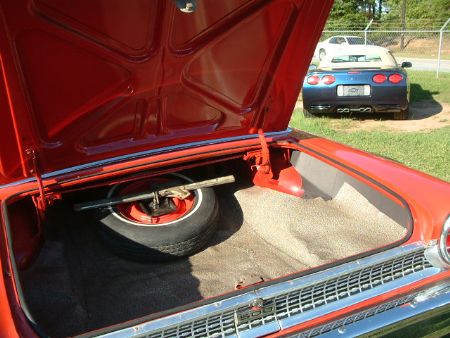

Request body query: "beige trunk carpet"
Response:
[20, 183, 406, 337]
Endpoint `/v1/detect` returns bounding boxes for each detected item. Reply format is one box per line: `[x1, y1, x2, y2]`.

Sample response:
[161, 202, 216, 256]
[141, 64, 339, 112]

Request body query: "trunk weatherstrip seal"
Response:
[0, 129, 292, 190]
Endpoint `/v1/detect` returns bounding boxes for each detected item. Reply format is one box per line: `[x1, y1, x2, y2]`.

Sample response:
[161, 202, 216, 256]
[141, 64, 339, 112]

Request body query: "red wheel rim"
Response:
[111, 177, 195, 225]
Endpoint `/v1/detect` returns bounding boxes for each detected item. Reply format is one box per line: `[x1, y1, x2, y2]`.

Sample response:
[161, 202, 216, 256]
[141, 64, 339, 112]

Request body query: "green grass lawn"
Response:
[408, 70, 450, 103]
[291, 70, 450, 182]
[290, 111, 450, 181]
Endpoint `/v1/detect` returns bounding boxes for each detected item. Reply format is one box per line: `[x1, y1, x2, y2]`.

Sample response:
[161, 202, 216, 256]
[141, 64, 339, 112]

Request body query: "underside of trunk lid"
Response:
[0, 0, 333, 183]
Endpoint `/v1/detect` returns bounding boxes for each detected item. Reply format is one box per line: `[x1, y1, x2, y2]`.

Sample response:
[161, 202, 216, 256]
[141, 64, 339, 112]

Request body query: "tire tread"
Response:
[97, 186, 219, 262]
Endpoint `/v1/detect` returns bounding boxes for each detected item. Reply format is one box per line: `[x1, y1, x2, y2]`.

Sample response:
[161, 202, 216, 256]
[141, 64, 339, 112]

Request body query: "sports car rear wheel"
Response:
[96, 173, 219, 262]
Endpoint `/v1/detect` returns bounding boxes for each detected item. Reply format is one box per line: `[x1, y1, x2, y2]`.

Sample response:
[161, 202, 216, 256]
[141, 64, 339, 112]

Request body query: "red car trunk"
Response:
[2, 2, 449, 338]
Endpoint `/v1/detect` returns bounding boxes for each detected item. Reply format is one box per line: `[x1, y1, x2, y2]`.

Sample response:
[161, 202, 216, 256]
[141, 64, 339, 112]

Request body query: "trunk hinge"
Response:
[244, 129, 273, 178]
[244, 129, 304, 198]
[25, 148, 48, 217]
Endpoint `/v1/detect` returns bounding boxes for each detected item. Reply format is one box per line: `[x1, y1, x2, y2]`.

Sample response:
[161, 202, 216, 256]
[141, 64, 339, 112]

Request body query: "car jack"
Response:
[73, 175, 235, 211]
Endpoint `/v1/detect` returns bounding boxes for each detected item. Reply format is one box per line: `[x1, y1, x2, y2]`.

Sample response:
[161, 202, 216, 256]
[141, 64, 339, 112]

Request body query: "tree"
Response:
[327, 0, 449, 30]
[327, 1, 386, 29]
[327, 0, 368, 29]
[383, 0, 450, 28]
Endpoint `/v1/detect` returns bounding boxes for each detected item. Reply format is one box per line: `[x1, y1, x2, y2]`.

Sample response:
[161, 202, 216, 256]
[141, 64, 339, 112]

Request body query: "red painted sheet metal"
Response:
[0, 0, 333, 182]
[0, 128, 449, 337]
[291, 132, 450, 242]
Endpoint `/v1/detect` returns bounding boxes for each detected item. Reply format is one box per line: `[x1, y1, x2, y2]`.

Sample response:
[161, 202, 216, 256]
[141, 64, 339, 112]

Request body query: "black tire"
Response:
[96, 174, 219, 262]
[393, 109, 408, 120]
[303, 108, 315, 118]
[319, 49, 326, 61]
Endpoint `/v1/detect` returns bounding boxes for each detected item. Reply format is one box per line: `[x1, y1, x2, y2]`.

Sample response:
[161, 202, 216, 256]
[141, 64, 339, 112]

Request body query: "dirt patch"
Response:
[387, 38, 450, 58]
[334, 101, 450, 132]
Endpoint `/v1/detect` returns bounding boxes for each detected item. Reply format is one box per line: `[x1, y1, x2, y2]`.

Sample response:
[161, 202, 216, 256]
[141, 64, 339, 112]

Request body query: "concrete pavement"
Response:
[396, 57, 450, 73]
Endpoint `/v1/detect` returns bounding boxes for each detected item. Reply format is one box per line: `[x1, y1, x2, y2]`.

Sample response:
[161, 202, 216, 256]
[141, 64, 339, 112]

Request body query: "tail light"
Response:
[372, 74, 387, 83]
[307, 75, 320, 85]
[389, 73, 403, 83]
[321, 75, 335, 85]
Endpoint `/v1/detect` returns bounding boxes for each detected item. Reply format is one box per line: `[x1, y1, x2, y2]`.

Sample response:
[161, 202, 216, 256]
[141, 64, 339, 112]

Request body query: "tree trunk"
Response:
[378, 0, 382, 19]
[400, 0, 406, 50]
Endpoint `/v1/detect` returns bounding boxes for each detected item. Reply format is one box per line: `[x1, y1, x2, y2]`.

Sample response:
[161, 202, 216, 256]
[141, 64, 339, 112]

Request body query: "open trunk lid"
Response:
[0, 0, 333, 184]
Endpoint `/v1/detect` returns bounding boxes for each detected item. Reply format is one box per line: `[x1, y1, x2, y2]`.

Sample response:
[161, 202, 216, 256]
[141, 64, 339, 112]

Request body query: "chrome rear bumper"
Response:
[96, 243, 444, 338]
[287, 281, 450, 337]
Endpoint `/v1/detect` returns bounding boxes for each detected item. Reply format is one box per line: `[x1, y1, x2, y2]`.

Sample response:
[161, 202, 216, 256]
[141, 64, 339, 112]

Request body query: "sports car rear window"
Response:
[332, 54, 382, 63]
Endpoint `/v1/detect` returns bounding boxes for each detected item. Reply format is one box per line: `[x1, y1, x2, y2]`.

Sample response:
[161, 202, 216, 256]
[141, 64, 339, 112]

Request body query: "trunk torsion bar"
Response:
[73, 175, 235, 212]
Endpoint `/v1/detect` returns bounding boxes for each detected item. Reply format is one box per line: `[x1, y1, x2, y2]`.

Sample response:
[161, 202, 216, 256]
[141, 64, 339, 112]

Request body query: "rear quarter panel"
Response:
[291, 130, 450, 243]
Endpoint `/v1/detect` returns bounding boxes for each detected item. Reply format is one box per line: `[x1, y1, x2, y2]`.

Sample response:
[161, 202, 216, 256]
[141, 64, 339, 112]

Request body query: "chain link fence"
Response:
[316, 18, 450, 78]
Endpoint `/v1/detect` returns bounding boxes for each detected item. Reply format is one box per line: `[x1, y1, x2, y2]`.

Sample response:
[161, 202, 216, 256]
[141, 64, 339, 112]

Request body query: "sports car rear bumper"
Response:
[307, 103, 406, 114]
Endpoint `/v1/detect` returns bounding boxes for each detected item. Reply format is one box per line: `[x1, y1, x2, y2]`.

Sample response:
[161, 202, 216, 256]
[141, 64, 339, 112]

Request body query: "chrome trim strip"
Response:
[315, 282, 450, 338]
[95, 243, 441, 338]
[98, 293, 257, 338]
[425, 240, 450, 270]
[277, 268, 437, 331]
[0, 129, 292, 190]
[440, 216, 450, 263]
[0, 177, 36, 190]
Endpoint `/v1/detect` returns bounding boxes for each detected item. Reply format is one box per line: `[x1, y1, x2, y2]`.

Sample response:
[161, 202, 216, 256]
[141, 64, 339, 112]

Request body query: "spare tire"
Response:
[96, 173, 219, 262]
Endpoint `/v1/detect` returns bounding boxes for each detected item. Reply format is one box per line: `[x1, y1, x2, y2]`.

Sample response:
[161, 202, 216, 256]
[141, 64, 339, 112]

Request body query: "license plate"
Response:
[337, 85, 370, 97]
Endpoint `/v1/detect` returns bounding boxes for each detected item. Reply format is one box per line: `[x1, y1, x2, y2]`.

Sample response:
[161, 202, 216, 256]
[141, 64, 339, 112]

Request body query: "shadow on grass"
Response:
[410, 83, 440, 102]
[408, 83, 443, 120]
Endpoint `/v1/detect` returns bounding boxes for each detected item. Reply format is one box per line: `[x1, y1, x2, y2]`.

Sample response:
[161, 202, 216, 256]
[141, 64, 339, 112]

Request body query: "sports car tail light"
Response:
[321, 75, 335, 85]
[439, 216, 450, 263]
[307, 75, 320, 85]
[372, 74, 387, 83]
[389, 73, 403, 83]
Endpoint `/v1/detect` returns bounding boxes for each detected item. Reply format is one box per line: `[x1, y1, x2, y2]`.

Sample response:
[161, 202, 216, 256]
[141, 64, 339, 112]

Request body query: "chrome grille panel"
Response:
[287, 284, 450, 338]
[145, 311, 236, 338]
[98, 244, 440, 338]
[272, 249, 431, 322]
[287, 293, 418, 338]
